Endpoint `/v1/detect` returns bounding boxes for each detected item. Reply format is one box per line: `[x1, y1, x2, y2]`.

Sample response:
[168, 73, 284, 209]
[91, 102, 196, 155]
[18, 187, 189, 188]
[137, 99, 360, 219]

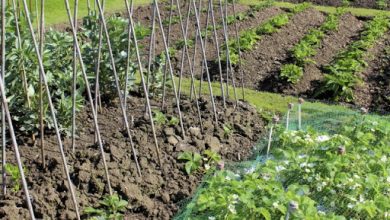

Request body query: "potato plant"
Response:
[280, 11, 343, 84]
[221, 3, 312, 65]
[321, 15, 390, 101]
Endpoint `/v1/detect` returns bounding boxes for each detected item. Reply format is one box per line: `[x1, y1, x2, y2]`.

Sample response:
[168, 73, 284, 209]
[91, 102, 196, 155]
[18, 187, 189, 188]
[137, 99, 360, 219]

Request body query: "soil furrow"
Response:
[238, 8, 326, 91]
[354, 32, 390, 113]
[282, 13, 364, 96]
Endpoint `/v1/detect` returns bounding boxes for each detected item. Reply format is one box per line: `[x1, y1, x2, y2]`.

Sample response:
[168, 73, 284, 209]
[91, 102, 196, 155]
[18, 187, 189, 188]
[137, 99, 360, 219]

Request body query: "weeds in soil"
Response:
[4, 164, 26, 192]
[153, 110, 168, 126]
[223, 123, 234, 138]
[84, 194, 128, 220]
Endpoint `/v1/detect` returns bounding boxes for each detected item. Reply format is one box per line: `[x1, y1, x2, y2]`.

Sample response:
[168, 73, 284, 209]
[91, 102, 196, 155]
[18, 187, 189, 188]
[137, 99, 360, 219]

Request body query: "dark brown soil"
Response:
[354, 33, 390, 113]
[0, 90, 265, 219]
[173, 6, 285, 78]
[239, 8, 326, 90]
[280, 0, 389, 10]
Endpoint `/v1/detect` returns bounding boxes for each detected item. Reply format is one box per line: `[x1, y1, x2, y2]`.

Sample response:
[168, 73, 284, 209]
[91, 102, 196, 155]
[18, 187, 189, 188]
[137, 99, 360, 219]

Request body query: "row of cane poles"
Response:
[0, 0, 246, 218]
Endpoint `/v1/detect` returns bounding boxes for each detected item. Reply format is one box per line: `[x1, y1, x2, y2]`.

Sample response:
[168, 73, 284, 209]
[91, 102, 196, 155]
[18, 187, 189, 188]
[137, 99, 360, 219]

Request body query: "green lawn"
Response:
[28, 0, 149, 25]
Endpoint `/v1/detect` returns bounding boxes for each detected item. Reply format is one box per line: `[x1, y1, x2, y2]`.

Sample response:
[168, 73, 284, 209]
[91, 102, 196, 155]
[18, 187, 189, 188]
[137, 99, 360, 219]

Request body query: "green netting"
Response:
[174, 103, 390, 220]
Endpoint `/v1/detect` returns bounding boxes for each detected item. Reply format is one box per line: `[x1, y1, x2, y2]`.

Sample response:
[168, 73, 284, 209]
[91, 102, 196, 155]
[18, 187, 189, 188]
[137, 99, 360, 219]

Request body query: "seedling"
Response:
[153, 110, 167, 126]
[203, 150, 221, 165]
[223, 123, 233, 138]
[168, 116, 179, 126]
[178, 152, 203, 175]
[84, 194, 128, 219]
[4, 164, 25, 192]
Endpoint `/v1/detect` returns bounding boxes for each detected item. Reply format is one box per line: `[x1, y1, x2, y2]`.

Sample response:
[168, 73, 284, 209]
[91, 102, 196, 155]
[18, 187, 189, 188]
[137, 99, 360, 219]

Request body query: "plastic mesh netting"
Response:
[174, 103, 390, 220]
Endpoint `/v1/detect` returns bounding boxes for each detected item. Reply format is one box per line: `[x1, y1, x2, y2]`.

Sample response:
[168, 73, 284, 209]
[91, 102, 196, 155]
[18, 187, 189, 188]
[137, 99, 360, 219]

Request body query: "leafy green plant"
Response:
[153, 110, 167, 126]
[183, 118, 390, 219]
[223, 123, 233, 138]
[146, 52, 172, 98]
[280, 64, 303, 84]
[377, 0, 388, 9]
[320, 15, 389, 101]
[168, 116, 179, 126]
[178, 152, 203, 175]
[4, 164, 25, 192]
[84, 194, 128, 220]
[203, 150, 221, 165]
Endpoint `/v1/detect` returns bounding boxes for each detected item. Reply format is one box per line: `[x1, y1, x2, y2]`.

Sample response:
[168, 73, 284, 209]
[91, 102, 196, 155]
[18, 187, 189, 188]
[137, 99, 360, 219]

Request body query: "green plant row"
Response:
[174, 0, 275, 51]
[319, 15, 390, 102]
[280, 10, 343, 84]
[221, 3, 312, 65]
[179, 116, 390, 219]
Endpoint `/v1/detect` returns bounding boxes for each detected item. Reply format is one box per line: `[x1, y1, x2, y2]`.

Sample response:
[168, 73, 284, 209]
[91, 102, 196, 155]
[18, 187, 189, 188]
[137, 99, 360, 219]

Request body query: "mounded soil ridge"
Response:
[0, 90, 265, 220]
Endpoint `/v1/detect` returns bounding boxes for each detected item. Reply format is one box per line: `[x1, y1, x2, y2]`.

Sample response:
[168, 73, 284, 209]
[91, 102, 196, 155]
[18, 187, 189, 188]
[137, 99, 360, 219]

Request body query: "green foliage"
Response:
[289, 2, 312, 14]
[203, 150, 222, 165]
[4, 164, 25, 192]
[223, 123, 233, 138]
[168, 116, 180, 126]
[280, 64, 303, 84]
[146, 52, 171, 98]
[377, 0, 388, 10]
[84, 194, 128, 220]
[162, 15, 180, 26]
[281, 13, 342, 84]
[256, 14, 289, 35]
[178, 152, 203, 175]
[184, 118, 390, 219]
[175, 39, 194, 50]
[153, 110, 167, 126]
[226, 12, 248, 25]
[248, 0, 275, 17]
[321, 15, 389, 101]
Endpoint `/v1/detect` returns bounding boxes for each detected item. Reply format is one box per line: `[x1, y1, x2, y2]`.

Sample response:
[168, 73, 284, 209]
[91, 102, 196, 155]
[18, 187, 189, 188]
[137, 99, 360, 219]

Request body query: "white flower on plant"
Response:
[300, 162, 308, 168]
[262, 173, 271, 181]
[225, 176, 231, 181]
[298, 154, 307, 159]
[316, 135, 330, 142]
[275, 165, 286, 172]
[381, 155, 387, 163]
[228, 204, 237, 214]
[359, 195, 365, 203]
[304, 168, 310, 173]
[347, 203, 355, 209]
[318, 211, 326, 215]
[205, 164, 211, 170]
[330, 201, 335, 207]
[272, 202, 279, 208]
[245, 166, 256, 175]
[208, 217, 216, 220]
[232, 194, 239, 204]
